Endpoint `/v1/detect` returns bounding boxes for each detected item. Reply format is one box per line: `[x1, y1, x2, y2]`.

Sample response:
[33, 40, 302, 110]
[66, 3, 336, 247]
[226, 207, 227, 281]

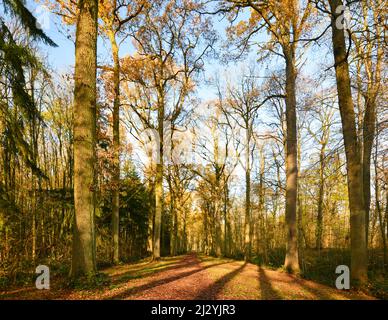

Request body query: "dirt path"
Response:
[0, 254, 375, 300]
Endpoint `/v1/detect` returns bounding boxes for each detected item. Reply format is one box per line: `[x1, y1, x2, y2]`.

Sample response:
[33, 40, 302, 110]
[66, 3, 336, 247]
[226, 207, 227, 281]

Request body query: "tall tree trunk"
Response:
[283, 48, 300, 273]
[385, 183, 388, 271]
[153, 91, 164, 261]
[244, 126, 251, 261]
[259, 148, 267, 263]
[171, 206, 178, 256]
[360, 0, 382, 249]
[212, 113, 222, 257]
[167, 172, 177, 256]
[204, 207, 209, 254]
[71, 0, 98, 278]
[362, 98, 375, 247]
[375, 159, 386, 271]
[223, 182, 228, 256]
[377, 130, 388, 270]
[108, 30, 120, 265]
[214, 197, 222, 257]
[297, 129, 305, 260]
[182, 210, 187, 252]
[329, 0, 367, 285]
[153, 163, 163, 260]
[316, 143, 326, 250]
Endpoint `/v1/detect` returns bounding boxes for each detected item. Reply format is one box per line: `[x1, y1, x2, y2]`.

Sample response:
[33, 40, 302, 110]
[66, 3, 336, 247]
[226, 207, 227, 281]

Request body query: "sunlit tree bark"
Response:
[328, 0, 367, 285]
[71, 0, 98, 278]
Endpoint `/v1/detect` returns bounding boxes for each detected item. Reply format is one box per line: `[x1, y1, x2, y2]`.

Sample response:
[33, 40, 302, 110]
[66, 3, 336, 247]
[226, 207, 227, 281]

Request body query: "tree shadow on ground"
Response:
[257, 266, 282, 300]
[195, 262, 247, 300]
[104, 259, 230, 299]
[291, 277, 340, 300]
[257, 265, 338, 300]
[0, 255, 200, 300]
[109, 257, 193, 284]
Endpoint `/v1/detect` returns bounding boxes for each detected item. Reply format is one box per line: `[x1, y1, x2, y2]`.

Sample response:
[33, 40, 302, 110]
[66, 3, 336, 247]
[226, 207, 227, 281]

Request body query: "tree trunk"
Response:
[244, 126, 251, 261]
[385, 185, 388, 271]
[153, 91, 164, 260]
[316, 143, 326, 250]
[108, 30, 120, 265]
[153, 164, 163, 260]
[213, 179, 222, 257]
[71, 0, 98, 278]
[362, 99, 375, 248]
[259, 149, 267, 263]
[377, 132, 388, 270]
[171, 206, 178, 256]
[283, 48, 300, 273]
[214, 198, 222, 257]
[212, 114, 222, 257]
[329, 0, 368, 285]
[223, 183, 228, 256]
[361, 0, 382, 248]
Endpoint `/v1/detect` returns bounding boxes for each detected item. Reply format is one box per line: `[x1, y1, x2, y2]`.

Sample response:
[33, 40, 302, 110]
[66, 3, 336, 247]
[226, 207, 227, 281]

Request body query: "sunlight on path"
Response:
[0, 254, 376, 300]
[199, 256, 374, 300]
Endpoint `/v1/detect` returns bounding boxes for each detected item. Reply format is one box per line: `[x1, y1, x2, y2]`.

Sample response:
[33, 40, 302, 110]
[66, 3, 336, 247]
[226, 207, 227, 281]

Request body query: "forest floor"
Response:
[0, 253, 376, 300]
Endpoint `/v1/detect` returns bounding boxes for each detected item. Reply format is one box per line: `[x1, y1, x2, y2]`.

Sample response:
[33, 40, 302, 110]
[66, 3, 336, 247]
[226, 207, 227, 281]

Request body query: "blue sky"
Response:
[19, 0, 333, 106]
[23, 1, 328, 103]
[25, 1, 75, 69]
[24, 0, 257, 100]
[16, 0, 340, 183]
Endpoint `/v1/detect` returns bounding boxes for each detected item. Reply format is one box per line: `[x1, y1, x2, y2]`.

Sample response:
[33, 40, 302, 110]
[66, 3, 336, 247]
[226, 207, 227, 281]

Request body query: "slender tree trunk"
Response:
[283, 48, 300, 273]
[375, 171, 386, 270]
[361, 0, 382, 248]
[259, 149, 267, 263]
[153, 91, 164, 261]
[297, 129, 305, 263]
[377, 131, 388, 270]
[363, 94, 377, 247]
[30, 70, 38, 263]
[329, 0, 367, 285]
[172, 206, 178, 256]
[167, 172, 177, 256]
[71, 0, 98, 278]
[385, 184, 388, 271]
[183, 210, 187, 252]
[153, 164, 163, 260]
[204, 207, 209, 254]
[223, 183, 228, 256]
[214, 198, 222, 257]
[214, 175, 222, 257]
[244, 126, 251, 261]
[316, 144, 326, 250]
[212, 114, 222, 257]
[108, 30, 120, 265]
[362, 102, 375, 247]
[32, 207, 36, 261]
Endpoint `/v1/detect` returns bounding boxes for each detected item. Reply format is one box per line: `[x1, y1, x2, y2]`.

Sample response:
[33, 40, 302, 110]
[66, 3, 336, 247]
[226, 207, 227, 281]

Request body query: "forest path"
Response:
[0, 254, 375, 300]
